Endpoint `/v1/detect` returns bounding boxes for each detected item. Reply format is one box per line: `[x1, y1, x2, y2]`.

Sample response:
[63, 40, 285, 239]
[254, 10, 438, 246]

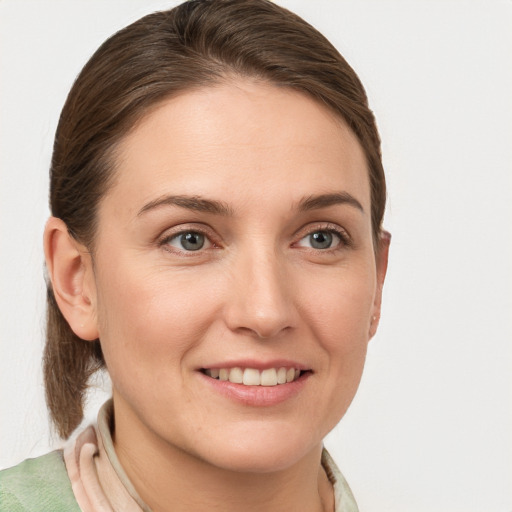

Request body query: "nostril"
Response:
[222, 266, 297, 339]
[232, 324, 292, 340]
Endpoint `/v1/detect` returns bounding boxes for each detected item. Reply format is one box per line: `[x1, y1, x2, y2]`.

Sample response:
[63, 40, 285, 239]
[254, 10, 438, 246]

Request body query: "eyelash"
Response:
[294, 223, 352, 252]
[157, 223, 352, 255]
[158, 225, 220, 255]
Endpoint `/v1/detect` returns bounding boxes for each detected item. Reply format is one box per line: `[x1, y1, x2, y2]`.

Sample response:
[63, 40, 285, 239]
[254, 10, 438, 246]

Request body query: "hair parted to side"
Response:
[45, 0, 386, 438]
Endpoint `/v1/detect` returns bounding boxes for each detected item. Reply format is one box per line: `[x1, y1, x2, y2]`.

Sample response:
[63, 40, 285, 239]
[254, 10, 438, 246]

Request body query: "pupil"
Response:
[310, 231, 332, 249]
[181, 232, 204, 251]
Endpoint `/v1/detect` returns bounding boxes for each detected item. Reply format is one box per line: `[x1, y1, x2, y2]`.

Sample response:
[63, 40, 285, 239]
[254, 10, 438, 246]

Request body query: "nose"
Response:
[223, 247, 297, 339]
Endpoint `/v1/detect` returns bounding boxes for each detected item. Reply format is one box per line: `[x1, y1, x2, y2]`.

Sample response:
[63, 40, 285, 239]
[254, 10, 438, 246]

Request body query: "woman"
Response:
[0, 1, 389, 510]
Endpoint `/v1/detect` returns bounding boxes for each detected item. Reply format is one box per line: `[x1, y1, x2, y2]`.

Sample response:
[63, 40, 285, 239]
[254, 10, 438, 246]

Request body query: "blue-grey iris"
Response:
[310, 231, 332, 249]
[181, 232, 205, 251]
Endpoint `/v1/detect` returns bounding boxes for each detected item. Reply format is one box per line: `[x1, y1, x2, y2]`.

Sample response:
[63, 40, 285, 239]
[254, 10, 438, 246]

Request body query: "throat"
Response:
[117, 433, 329, 511]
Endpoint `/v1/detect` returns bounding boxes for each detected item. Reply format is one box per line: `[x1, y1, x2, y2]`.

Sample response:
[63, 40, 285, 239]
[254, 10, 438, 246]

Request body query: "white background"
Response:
[0, 1, 511, 511]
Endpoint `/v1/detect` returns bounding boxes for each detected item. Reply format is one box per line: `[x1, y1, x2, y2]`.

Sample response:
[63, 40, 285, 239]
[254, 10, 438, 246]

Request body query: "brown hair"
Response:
[45, 0, 386, 438]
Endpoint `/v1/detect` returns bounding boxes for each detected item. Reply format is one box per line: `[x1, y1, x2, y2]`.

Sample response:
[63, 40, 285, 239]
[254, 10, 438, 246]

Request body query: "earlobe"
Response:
[369, 230, 391, 339]
[44, 217, 99, 341]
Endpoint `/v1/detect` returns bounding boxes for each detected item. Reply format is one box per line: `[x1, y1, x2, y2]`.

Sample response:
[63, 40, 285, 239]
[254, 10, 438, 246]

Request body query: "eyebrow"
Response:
[137, 191, 363, 217]
[297, 192, 364, 213]
[137, 195, 233, 216]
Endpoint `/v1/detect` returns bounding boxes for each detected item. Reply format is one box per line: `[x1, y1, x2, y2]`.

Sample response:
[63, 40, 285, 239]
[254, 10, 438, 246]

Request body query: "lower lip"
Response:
[197, 371, 311, 407]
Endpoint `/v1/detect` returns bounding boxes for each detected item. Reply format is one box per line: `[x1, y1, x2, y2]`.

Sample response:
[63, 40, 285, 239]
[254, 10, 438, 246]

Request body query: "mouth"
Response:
[200, 366, 309, 386]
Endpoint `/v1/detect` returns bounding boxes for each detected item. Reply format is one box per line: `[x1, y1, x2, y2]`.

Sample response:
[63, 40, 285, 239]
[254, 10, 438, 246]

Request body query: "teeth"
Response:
[243, 368, 261, 386]
[228, 367, 243, 384]
[204, 366, 303, 386]
[260, 368, 277, 386]
[277, 367, 287, 384]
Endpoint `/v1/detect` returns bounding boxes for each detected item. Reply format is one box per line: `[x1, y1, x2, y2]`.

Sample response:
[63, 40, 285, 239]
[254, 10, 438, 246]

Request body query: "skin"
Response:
[45, 79, 389, 512]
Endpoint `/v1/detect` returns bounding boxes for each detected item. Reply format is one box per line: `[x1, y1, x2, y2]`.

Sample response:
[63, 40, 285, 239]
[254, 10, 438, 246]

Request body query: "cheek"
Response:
[93, 263, 221, 383]
[300, 264, 376, 352]
[285, 267, 375, 439]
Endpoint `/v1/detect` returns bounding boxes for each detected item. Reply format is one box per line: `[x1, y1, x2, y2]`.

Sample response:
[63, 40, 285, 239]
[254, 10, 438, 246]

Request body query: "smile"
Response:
[201, 367, 305, 386]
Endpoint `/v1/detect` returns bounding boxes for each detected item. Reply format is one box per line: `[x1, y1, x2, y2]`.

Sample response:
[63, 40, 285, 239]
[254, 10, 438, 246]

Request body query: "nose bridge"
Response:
[225, 240, 295, 339]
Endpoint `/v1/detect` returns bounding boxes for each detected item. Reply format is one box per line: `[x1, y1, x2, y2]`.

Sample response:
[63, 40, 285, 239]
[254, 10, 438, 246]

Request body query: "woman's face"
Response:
[86, 80, 387, 472]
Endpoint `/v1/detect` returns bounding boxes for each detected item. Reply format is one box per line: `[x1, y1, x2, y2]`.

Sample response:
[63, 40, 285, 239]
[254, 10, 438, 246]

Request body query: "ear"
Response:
[44, 217, 99, 341]
[369, 230, 391, 339]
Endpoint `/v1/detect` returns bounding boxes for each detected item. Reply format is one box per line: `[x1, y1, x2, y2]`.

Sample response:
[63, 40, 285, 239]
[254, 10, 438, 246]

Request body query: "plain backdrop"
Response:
[1, 1, 511, 511]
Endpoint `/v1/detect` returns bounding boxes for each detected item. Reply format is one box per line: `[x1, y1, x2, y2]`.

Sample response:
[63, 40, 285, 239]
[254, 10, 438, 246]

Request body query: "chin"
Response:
[207, 447, 310, 474]
[191, 424, 323, 474]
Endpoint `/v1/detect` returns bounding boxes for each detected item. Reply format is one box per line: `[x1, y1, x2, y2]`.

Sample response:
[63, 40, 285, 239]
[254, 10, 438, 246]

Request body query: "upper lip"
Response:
[197, 359, 311, 371]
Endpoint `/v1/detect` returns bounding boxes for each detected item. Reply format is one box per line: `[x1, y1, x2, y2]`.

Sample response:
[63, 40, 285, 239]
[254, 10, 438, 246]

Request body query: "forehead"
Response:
[106, 80, 370, 215]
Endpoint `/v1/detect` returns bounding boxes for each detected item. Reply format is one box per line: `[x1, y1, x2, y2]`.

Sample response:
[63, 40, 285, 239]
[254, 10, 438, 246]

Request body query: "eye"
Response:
[165, 231, 211, 252]
[296, 229, 342, 250]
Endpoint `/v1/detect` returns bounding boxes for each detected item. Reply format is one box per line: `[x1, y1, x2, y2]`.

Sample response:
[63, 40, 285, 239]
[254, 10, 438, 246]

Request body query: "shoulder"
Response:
[0, 450, 80, 512]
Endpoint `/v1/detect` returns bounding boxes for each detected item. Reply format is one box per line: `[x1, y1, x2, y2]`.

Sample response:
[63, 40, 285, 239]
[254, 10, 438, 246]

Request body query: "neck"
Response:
[112, 403, 333, 512]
